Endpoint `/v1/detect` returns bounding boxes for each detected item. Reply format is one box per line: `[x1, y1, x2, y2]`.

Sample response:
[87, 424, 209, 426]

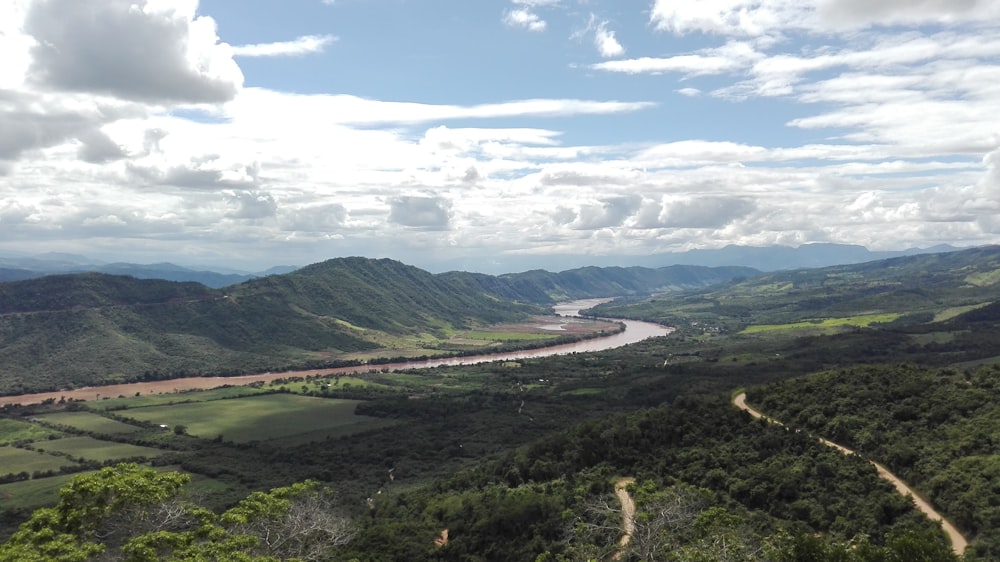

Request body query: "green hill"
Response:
[0, 258, 753, 394]
[591, 245, 1000, 329]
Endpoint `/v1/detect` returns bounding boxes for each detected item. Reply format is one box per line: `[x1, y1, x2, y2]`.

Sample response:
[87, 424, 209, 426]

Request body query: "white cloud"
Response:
[504, 9, 546, 32]
[24, 0, 243, 104]
[231, 34, 337, 57]
[594, 22, 625, 58]
[593, 41, 761, 76]
[225, 89, 655, 126]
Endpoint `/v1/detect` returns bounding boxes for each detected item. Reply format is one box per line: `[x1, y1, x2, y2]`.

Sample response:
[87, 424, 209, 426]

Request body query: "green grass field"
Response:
[118, 393, 389, 443]
[37, 436, 167, 462]
[458, 331, 559, 341]
[0, 473, 84, 510]
[88, 385, 270, 411]
[0, 446, 78, 474]
[34, 411, 143, 434]
[0, 419, 63, 445]
[740, 313, 902, 334]
[933, 302, 993, 322]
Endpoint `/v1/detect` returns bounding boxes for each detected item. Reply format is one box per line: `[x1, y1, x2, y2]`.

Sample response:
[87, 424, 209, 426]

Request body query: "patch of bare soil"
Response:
[614, 477, 636, 559]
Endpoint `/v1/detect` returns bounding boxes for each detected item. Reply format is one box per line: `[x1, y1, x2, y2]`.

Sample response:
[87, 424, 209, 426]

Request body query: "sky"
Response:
[1, 0, 999, 273]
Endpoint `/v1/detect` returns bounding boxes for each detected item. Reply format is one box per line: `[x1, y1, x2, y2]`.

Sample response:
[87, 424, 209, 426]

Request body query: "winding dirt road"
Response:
[613, 477, 636, 559]
[733, 392, 968, 555]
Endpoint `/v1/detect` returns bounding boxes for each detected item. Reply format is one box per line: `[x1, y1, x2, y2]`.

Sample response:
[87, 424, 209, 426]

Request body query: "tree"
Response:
[0, 463, 354, 562]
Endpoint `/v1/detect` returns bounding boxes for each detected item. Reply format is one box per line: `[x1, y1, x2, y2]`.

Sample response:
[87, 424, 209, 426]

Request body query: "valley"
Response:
[2, 246, 1000, 560]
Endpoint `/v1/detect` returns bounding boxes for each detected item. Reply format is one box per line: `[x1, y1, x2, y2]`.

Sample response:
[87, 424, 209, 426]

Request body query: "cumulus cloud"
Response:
[388, 196, 452, 229]
[594, 22, 625, 58]
[24, 0, 242, 104]
[228, 190, 277, 219]
[77, 130, 127, 163]
[559, 196, 642, 230]
[504, 9, 546, 32]
[0, 90, 136, 161]
[642, 196, 758, 229]
[231, 34, 338, 57]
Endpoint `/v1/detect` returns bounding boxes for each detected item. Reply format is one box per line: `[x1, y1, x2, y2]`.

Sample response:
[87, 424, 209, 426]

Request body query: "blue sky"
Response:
[1, 0, 999, 273]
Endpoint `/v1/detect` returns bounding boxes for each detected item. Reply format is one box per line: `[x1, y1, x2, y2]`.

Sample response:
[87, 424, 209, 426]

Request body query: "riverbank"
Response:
[1, 316, 670, 408]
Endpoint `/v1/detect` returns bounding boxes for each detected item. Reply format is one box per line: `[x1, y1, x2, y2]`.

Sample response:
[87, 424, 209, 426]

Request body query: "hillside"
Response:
[0, 258, 752, 395]
[591, 245, 1000, 328]
[3, 247, 995, 559]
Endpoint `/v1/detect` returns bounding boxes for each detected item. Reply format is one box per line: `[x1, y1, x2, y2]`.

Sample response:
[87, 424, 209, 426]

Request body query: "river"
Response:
[0, 299, 671, 407]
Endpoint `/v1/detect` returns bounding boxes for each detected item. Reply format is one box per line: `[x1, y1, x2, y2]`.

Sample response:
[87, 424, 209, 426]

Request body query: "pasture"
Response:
[118, 393, 391, 443]
[0, 473, 82, 511]
[34, 411, 143, 434]
[740, 313, 902, 334]
[88, 385, 269, 411]
[0, 446, 78, 474]
[36, 436, 167, 462]
[0, 419, 62, 445]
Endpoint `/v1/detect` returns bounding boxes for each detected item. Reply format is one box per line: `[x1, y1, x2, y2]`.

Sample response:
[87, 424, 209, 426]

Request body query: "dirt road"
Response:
[733, 392, 968, 555]
[613, 477, 636, 560]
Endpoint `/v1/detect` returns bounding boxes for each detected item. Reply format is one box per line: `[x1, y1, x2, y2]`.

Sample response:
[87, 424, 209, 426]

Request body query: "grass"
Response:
[965, 269, 1000, 287]
[0, 419, 63, 445]
[0, 446, 79, 474]
[118, 393, 389, 443]
[458, 331, 559, 342]
[36, 436, 167, 462]
[933, 302, 993, 322]
[562, 388, 602, 396]
[0, 473, 84, 510]
[0, 465, 234, 511]
[740, 313, 903, 335]
[34, 411, 143, 434]
[87, 385, 270, 411]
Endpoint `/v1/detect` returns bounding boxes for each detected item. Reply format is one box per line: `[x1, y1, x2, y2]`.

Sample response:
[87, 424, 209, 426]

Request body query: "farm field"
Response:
[0, 419, 62, 445]
[117, 393, 391, 443]
[34, 411, 143, 434]
[87, 385, 270, 411]
[36, 436, 167, 462]
[0, 446, 78, 474]
[740, 312, 902, 334]
[0, 473, 82, 511]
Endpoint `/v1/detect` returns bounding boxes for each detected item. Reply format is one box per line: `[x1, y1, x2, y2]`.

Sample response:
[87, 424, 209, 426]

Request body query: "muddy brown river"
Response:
[0, 299, 671, 407]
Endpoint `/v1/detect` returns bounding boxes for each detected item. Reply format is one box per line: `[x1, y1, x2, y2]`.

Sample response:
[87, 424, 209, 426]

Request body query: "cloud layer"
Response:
[0, 0, 998, 272]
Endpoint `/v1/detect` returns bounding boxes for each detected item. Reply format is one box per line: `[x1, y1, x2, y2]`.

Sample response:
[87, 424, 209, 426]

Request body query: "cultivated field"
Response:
[36, 436, 167, 462]
[0, 419, 62, 445]
[0, 446, 78, 474]
[87, 385, 270, 411]
[34, 411, 143, 434]
[0, 473, 82, 511]
[118, 393, 393, 443]
[740, 313, 902, 334]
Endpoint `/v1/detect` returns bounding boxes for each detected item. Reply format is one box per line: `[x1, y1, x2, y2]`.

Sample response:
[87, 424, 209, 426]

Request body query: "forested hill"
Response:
[591, 244, 1000, 328]
[441, 264, 758, 304]
[0, 257, 753, 394]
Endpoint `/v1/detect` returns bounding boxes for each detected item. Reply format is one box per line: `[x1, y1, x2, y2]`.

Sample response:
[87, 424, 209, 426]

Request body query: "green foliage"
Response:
[751, 364, 1000, 557]
[0, 464, 353, 562]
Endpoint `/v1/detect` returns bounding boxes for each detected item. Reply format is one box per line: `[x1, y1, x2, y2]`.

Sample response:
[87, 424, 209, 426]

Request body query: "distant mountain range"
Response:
[0, 253, 298, 288]
[429, 243, 964, 274]
[0, 243, 964, 285]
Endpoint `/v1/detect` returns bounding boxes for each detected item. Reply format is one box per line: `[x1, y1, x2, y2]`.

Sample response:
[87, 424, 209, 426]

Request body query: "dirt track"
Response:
[613, 477, 636, 559]
[733, 392, 968, 555]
